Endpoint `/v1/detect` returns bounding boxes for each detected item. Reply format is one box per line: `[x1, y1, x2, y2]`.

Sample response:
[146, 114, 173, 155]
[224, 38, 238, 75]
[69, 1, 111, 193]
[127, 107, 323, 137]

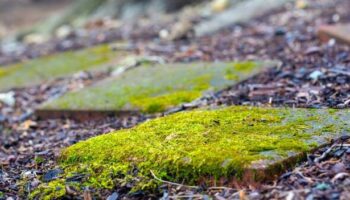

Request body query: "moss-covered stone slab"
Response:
[37, 61, 277, 117]
[33, 106, 350, 199]
[0, 44, 123, 92]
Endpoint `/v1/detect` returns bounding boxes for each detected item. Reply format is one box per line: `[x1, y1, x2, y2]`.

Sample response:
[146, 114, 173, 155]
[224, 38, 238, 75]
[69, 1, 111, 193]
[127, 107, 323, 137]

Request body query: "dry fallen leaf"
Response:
[19, 120, 38, 131]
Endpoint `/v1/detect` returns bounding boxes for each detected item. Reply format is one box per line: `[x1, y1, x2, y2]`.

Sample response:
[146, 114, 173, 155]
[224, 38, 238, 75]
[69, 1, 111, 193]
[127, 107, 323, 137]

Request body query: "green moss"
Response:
[34, 156, 45, 165]
[29, 180, 65, 200]
[225, 62, 258, 80]
[232, 61, 258, 74]
[0, 44, 121, 91]
[30, 106, 348, 199]
[130, 75, 212, 113]
[131, 91, 203, 113]
[225, 68, 240, 80]
[40, 61, 276, 113]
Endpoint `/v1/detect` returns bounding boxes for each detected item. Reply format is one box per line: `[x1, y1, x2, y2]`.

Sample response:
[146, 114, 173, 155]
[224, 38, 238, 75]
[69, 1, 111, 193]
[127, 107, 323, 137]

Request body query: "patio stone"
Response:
[37, 61, 277, 118]
[0, 44, 125, 92]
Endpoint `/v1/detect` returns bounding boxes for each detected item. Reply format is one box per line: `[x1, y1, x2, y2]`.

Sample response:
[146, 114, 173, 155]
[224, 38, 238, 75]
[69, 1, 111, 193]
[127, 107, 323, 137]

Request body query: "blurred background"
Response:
[0, 0, 215, 39]
[1, 0, 344, 66]
[0, 0, 246, 65]
[0, 0, 72, 37]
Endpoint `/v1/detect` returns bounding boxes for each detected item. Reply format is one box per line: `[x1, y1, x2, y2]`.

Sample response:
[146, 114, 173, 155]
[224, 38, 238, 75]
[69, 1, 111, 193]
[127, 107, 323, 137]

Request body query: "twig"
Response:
[314, 143, 337, 163]
[169, 195, 204, 199]
[331, 172, 350, 183]
[294, 171, 313, 184]
[150, 170, 199, 189]
[208, 186, 235, 191]
[336, 144, 350, 147]
[314, 135, 350, 163]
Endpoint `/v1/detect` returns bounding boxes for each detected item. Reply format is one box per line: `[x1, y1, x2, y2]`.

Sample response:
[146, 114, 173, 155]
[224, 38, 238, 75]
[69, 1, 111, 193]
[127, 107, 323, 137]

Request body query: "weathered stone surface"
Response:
[318, 24, 350, 45]
[0, 44, 123, 92]
[37, 61, 277, 116]
[36, 106, 350, 199]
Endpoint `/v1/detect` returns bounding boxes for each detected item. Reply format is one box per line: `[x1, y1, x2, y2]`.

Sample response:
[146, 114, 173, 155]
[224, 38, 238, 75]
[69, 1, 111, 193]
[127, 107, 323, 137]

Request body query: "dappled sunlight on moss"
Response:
[131, 91, 203, 113]
[232, 61, 258, 74]
[29, 180, 66, 200]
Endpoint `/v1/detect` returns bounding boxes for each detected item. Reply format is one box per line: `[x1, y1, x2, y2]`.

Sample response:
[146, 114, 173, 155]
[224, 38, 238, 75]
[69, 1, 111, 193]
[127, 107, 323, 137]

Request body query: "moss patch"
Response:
[131, 91, 202, 113]
[29, 180, 66, 200]
[33, 106, 350, 198]
[0, 44, 121, 91]
[39, 61, 276, 114]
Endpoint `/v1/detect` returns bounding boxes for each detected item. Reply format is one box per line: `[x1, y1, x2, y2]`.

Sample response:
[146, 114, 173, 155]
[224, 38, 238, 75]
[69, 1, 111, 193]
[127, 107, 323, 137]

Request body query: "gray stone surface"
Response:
[38, 61, 277, 115]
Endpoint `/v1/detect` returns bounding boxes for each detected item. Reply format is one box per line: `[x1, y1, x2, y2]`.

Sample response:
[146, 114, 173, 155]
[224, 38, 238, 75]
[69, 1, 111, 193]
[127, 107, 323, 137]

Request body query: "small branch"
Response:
[314, 143, 337, 163]
[208, 186, 235, 191]
[169, 195, 204, 199]
[314, 135, 350, 163]
[336, 144, 350, 147]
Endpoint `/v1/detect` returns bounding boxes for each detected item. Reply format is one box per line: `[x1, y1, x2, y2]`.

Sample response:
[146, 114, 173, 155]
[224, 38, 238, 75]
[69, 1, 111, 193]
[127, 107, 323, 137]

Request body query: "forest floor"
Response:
[1, 0, 350, 199]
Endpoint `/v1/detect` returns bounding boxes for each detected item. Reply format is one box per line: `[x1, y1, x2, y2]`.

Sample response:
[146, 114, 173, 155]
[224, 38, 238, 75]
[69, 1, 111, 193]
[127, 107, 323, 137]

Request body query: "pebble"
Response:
[274, 27, 287, 36]
[309, 70, 323, 81]
[22, 171, 37, 179]
[315, 183, 331, 191]
[107, 192, 119, 200]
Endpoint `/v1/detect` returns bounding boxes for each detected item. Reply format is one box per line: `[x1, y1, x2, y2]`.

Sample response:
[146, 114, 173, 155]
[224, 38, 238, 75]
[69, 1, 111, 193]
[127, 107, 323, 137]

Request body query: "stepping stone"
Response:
[0, 44, 124, 92]
[36, 106, 350, 198]
[318, 23, 350, 45]
[36, 61, 277, 119]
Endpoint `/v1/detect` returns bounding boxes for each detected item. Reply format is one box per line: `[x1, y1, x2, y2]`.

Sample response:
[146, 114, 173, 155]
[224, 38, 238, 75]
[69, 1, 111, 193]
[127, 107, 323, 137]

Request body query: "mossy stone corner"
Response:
[0, 44, 123, 92]
[33, 106, 350, 199]
[37, 61, 277, 116]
